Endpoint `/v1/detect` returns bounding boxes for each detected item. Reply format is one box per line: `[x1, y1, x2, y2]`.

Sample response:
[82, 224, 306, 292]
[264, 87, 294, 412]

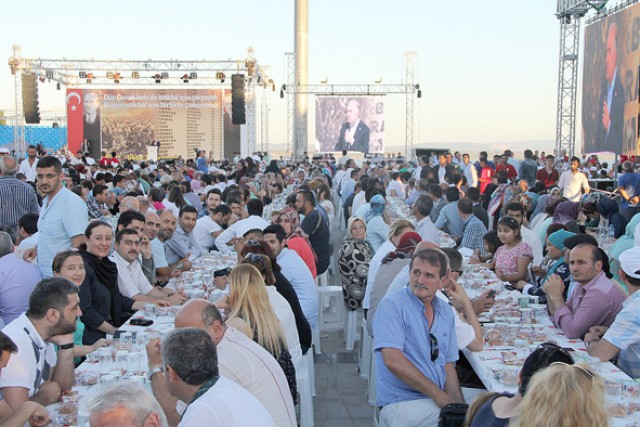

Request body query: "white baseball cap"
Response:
[619, 246, 640, 280]
[0, 147, 10, 154]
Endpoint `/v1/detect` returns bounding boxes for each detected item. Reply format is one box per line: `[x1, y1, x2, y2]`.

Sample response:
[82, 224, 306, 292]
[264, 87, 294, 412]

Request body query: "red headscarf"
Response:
[382, 232, 422, 264]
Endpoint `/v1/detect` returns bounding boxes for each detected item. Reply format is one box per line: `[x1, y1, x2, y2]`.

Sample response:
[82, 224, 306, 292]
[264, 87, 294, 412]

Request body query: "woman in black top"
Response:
[78, 221, 149, 345]
[466, 342, 574, 427]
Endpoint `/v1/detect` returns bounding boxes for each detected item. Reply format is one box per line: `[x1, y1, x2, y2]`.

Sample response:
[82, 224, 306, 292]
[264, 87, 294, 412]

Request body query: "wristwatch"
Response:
[148, 365, 164, 380]
[59, 343, 75, 350]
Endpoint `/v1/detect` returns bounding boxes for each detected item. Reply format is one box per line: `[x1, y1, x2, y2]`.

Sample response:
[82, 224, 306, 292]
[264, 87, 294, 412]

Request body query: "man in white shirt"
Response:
[387, 172, 405, 198]
[414, 195, 439, 244]
[0, 278, 79, 411]
[263, 224, 319, 329]
[461, 153, 478, 188]
[110, 229, 185, 305]
[215, 199, 269, 253]
[505, 202, 543, 266]
[152, 328, 275, 427]
[88, 383, 167, 427]
[18, 146, 38, 182]
[559, 156, 590, 202]
[144, 300, 295, 427]
[194, 205, 231, 252]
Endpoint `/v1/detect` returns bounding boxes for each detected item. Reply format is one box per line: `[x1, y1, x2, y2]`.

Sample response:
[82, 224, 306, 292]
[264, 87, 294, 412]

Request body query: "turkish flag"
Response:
[66, 89, 84, 154]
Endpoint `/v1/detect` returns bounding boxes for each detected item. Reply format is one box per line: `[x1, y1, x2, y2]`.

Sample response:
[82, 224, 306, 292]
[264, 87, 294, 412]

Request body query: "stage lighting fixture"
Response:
[86, 73, 93, 84]
[190, 72, 198, 80]
[155, 74, 161, 84]
[114, 73, 121, 84]
[281, 84, 286, 91]
[280, 89, 285, 99]
[417, 89, 422, 98]
[132, 72, 140, 79]
[320, 77, 328, 84]
[79, 71, 87, 79]
[38, 76, 46, 83]
[56, 82, 61, 90]
[374, 77, 382, 84]
[161, 72, 169, 79]
[45, 70, 54, 79]
[182, 74, 189, 83]
[106, 72, 114, 79]
[216, 72, 225, 83]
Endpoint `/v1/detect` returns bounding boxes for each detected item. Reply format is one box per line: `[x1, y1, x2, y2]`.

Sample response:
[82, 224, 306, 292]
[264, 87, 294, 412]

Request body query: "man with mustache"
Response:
[374, 247, 463, 427]
[109, 229, 185, 306]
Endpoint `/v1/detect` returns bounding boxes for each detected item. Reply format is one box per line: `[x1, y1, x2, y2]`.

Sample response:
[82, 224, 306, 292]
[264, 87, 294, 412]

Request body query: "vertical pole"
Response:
[294, 0, 308, 159]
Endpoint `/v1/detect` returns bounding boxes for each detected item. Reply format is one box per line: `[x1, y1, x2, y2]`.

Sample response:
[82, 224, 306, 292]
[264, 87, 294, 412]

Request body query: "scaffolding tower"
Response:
[554, 0, 608, 158]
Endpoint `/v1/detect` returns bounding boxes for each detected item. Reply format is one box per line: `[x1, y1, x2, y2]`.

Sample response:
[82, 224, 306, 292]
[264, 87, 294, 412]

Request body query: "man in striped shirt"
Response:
[0, 156, 39, 234]
[458, 198, 487, 256]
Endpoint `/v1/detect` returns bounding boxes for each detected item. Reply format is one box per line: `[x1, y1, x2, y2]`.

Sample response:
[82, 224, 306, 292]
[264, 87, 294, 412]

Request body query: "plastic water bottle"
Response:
[608, 224, 615, 241]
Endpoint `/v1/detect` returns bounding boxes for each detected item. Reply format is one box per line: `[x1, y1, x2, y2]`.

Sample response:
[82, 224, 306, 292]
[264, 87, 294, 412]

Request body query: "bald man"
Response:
[145, 299, 296, 427]
[119, 196, 140, 213]
[335, 99, 370, 153]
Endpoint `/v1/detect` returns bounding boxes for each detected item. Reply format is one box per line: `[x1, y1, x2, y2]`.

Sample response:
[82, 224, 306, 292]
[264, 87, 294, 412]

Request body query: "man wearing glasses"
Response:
[374, 248, 463, 427]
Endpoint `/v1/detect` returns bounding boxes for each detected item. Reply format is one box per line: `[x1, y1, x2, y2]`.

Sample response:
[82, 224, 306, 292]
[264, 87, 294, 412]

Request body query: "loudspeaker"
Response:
[231, 74, 246, 125]
[22, 74, 40, 124]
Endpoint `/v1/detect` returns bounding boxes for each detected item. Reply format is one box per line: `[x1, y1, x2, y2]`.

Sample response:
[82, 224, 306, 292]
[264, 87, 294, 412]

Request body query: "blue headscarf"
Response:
[364, 194, 385, 223]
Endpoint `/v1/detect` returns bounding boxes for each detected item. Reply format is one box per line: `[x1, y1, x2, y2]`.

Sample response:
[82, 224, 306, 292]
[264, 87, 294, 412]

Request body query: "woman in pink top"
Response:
[276, 208, 317, 278]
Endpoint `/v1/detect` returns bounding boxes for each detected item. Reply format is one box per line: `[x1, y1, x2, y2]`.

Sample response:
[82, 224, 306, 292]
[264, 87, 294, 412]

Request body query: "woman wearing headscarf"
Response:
[366, 231, 422, 335]
[517, 229, 575, 303]
[339, 216, 373, 310]
[531, 186, 562, 220]
[364, 194, 389, 254]
[276, 207, 317, 278]
[552, 200, 582, 233]
[608, 213, 640, 282]
[265, 159, 283, 178]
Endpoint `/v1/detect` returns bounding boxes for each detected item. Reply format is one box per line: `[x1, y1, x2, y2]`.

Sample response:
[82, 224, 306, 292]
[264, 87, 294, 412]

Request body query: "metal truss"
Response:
[404, 52, 417, 158]
[554, 0, 608, 158]
[286, 84, 416, 95]
[285, 52, 296, 158]
[10, 56, 273, 88]
[261, 90, 269, 153]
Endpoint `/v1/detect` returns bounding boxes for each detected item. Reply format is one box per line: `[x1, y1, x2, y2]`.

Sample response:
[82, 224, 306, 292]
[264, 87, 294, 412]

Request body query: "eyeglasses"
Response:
[550, 361, 595, 379]
[245, 240, 261, 248]
[429, 334, 439, 362]
[245, 252, 266, 268]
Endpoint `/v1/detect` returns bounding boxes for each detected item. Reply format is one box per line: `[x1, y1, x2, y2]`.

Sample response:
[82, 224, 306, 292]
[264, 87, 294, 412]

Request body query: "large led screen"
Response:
[315, 97, 384, 154]
[582, 4, 640, 154]
[66, 88, 235, 160]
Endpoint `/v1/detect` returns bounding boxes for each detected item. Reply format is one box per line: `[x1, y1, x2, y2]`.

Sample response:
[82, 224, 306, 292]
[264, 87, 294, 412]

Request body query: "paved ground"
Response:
[311, 219, 374, 427]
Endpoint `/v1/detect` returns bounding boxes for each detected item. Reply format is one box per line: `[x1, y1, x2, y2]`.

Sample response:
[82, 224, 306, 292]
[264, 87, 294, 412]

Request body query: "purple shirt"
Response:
[0, 253, 42, 325]
[552, 271, 626, 339]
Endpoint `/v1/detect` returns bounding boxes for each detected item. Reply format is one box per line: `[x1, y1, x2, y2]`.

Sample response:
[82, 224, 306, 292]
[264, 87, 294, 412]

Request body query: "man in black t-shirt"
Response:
[295, 190, 330, 275]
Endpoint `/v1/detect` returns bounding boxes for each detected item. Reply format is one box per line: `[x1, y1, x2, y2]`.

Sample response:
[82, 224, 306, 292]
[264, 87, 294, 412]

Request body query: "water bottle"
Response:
[608, 224, 615, 241]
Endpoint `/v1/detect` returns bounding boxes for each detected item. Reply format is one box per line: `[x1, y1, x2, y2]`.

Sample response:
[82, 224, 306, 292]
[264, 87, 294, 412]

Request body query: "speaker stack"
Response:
[231, 74, 246, 125]
[22, 74, 40, 124]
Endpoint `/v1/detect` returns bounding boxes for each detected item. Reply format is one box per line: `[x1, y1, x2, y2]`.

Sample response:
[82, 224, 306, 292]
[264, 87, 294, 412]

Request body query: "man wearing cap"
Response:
[585, 246, 640, 379]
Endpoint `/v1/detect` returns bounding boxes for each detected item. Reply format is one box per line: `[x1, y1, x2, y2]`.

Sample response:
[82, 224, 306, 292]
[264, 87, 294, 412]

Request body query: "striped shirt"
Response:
[460, 215, 487, 255]
[0, 176, 39, 230]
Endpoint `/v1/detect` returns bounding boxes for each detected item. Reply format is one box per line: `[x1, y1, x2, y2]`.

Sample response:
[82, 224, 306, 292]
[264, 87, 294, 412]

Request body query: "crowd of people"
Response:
[0, 144, 637, 426]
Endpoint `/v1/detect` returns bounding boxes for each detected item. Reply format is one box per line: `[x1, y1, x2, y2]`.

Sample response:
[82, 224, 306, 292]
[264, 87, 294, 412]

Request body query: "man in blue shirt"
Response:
[26, 156, 87, 277]
[616, 161, 640, 221]
[374, 248, 463, 427]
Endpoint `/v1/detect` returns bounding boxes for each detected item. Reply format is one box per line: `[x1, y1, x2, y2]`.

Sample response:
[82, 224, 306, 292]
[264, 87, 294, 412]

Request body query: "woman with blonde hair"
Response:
[239, 253, 304, 364]
[509, 362, 608, 427]
[225, 264, 298, 403]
